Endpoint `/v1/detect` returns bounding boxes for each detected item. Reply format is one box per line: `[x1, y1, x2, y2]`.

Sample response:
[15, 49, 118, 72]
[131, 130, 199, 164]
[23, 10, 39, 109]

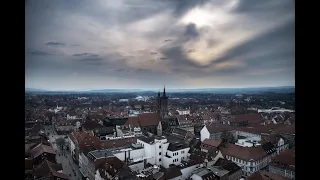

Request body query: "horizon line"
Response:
[26, 85, 295, 92]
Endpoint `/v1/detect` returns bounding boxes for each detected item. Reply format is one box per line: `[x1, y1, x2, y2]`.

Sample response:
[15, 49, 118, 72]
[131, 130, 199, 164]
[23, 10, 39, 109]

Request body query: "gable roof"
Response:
[138, 113, 161, 126]
[220, 143, 267, 161]
[125, 113, 161, 127]
[33, 160, 69, 180]
[30, 143, 55, 158]
[202, 138, 222, 148]
[261, 142, 277, 155]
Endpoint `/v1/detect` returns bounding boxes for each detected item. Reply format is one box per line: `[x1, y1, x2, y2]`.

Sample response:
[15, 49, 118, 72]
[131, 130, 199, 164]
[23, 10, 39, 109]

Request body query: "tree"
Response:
[221, 131, 236, 144]
[56, 137, 66, 149]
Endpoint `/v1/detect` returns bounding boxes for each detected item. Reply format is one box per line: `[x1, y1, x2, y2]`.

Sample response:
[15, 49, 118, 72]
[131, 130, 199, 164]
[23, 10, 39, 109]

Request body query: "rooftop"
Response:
[208, 166, 229, 177]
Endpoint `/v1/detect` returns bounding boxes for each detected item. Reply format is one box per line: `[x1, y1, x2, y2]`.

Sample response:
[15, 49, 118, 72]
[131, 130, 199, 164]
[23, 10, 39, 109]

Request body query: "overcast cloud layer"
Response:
[26, 0, 295, 90]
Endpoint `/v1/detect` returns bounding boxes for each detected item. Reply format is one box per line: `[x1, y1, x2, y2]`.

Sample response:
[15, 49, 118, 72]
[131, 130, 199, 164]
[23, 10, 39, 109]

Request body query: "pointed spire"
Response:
[158, 91, 160, 97]
[163, 85, 166, 96]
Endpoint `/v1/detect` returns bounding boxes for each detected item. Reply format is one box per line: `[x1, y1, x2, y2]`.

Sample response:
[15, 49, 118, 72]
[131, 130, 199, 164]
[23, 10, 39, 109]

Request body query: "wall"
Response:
[181, 164, 198, 180]
[94, 169, 103, 180]
[69, 136, 76, 157]
[164, 147, 190, 168]
[200, 126, 210, 142]
[79, 153, 88, 177]
[190, 174, 203, 180]
[169, 175, 183, 180]
[113, 148, 145, 162]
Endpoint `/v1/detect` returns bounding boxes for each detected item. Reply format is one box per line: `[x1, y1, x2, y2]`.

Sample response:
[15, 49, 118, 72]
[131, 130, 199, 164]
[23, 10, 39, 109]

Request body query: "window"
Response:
[159, 158, 161, 162]
[176, 152, 179, 155]
[181, 151, 184, 154]
[159, 145, 161, 149]
[159, 152, 161, 155]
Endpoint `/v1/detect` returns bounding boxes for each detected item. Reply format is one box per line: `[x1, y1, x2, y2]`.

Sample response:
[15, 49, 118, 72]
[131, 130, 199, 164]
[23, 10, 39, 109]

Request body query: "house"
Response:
[54, 119, 75, 134]
[69, 131, 101, 163]
[163, 165, 183, 180]
[247, 170, 290, 180]
[190, 167, 218, 180]
[79, 146, 96, 179]
[213, 158, 242, 180]
[33, 160, 69, 180]
[220, 142, 276, 177]
[81, 120, 105, 132]
[171, 128, 194, 143]
[177, 109, 190, 116]
[137, 136, 190, 168]
[176, 115, 193, 127]
[229, 113, 263, 127]
[87, 150, 143, 180]
[177, 160, 199, 180]
[29, 143, 57, 165]
[116, 124, 143, 137]
[275, 124, 295, 148]
[94, 156, 129, 180]
[268, 149, 295, 179]
[260, 134, 290, 155]
[201, 139, 222, 153]
[200, 124, 231, 141]
[125, 113, 161, 134]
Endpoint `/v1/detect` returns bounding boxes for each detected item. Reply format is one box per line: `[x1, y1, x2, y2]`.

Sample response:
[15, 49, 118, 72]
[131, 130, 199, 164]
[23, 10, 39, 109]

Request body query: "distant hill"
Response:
[25, 88, 48, 92]
[25, 86, 294, 94]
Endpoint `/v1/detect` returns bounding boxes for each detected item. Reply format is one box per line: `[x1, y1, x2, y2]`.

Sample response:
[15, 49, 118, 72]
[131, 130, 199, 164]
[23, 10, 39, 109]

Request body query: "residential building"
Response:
[190, 167, 218, 180]
[220, 142, 277, 177]
[247, 171, 290, 180]
[213, 158, 242, 180]
[29, 143, 57, 165]
[200, 124, 231, 141]
[137, 136, 190, 168]
[33, 160, 69, 180]
[268, 149, 295, 179]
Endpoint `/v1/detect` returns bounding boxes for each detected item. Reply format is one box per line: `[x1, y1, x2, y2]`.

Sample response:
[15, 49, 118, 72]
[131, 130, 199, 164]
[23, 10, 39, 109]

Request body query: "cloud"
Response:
[26, 0, 295, 90]
[72, 53, 99, 57]
[46, 41, 66, 46]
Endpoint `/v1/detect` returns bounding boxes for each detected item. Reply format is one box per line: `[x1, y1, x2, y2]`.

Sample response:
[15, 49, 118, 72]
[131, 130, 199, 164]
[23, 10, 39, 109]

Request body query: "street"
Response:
[45, 125, 82, 180]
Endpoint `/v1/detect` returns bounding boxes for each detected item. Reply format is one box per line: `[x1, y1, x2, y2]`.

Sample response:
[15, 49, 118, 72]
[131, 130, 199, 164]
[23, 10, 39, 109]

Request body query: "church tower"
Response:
[156, 86, 168, 119]
[157, 121, 162, 136]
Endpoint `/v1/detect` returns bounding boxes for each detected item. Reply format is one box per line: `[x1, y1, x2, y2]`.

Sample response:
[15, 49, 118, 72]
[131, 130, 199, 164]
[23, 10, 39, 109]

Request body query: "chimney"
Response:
[125, 150, 127, 164]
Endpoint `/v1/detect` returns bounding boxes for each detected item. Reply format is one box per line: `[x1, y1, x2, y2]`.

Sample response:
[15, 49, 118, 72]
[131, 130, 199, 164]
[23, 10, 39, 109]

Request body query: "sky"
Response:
[26, 0, 295, 91]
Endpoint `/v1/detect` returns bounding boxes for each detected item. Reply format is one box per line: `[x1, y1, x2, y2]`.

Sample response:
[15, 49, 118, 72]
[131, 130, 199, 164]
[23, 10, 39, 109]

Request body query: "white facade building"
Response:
[200, 126, 210, 142]
[67, 114, 77, 120]
[177, 109, 190, 115]
[137, 136, 190, 168]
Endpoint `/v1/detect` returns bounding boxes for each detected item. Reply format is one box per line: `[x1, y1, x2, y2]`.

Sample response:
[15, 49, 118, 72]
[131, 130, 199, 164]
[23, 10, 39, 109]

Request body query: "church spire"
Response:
[163, 85, 166, 96]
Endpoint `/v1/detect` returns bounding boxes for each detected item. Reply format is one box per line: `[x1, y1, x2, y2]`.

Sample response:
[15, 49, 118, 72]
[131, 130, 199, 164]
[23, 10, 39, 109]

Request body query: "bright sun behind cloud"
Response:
[180, 7, 214, 28]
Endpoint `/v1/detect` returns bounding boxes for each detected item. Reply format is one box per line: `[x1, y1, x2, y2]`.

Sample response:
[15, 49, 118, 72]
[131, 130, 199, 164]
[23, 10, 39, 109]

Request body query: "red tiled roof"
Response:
[270, 149, 295, 171]
[276, 124, 295, 134]
[71, 131, 100, 151]
[231, 113, 263, 123]
[220, 143, 267, 161]
[30, 143, 56, 158]
[138, 113, 161, 126]
[202, 138, 222, 148]
[206, 123, 231, 133]
[100, 137, 137, 149]
[172, 128, 189, 138]
[125, 116, 140, 126]
[34, 160, 69, 180]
